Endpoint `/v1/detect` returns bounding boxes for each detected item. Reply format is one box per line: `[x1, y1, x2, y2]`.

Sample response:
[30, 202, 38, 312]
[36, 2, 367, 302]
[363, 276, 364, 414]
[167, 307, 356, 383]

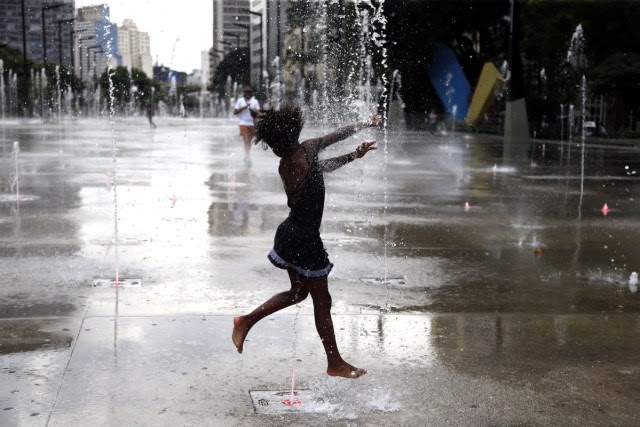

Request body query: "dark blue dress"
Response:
[268, 146, 333, 278]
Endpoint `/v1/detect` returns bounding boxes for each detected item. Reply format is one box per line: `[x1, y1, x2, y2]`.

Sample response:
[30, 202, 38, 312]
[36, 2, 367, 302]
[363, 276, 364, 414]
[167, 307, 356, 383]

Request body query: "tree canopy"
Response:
[212, 47, 250, 96]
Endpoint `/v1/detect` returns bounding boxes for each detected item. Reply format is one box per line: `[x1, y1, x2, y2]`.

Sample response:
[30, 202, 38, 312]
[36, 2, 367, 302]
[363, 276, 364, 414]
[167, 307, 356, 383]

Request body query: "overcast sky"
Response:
[75, 0, 213, 72]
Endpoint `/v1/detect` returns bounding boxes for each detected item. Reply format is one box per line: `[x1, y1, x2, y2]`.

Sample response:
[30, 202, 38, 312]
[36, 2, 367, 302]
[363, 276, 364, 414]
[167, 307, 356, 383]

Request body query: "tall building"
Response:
[0, 0, 74, 67]
[211, 0, 250, 89]
[266, 0, 289, 68]
[118, 19, 153, 78]
[211, 0, 290, 97]
[248, 0, 266, 91]
[76, 5, 120, 82]
[201, 50, 210, 89]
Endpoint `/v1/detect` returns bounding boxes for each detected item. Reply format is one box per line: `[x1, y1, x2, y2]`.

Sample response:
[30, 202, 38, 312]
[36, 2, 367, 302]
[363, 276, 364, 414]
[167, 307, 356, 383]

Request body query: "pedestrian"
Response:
[232, 105, 380, 379]
[428, 108, 438, 134]
[146, 103, 156, 128]
[233, 88, 261, 166]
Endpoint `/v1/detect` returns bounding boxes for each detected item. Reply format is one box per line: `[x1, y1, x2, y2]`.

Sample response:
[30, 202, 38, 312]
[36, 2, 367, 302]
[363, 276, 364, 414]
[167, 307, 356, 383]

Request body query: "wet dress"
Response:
[268, 145, 334, 278]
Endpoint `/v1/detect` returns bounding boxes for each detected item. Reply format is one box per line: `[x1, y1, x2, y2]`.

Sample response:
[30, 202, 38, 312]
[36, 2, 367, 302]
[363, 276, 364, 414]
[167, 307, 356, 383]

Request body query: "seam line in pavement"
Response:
[45, 287, 95, 427]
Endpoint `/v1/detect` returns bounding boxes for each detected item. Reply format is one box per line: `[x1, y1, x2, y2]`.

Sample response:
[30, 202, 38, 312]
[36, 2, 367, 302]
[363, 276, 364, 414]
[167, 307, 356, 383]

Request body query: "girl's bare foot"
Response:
[327, 363, 367, 379]
[232, 316, 249, 353]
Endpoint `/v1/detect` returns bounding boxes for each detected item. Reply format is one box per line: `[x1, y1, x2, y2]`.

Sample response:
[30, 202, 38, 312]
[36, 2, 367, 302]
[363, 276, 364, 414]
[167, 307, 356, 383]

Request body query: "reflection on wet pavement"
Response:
[0, 320, 73, 355]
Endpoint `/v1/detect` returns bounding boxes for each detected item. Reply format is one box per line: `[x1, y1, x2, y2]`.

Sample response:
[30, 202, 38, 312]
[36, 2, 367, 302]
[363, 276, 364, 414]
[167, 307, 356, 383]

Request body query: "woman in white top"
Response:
[233, 88, 261, 164]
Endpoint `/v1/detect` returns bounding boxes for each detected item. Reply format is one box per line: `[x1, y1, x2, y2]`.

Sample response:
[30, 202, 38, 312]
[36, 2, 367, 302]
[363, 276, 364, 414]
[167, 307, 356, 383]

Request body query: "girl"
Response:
[232, 105, 379, 378]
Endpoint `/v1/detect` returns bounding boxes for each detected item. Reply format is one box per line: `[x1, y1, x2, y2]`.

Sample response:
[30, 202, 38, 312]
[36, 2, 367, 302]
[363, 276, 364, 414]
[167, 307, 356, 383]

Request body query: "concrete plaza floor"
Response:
[1, 116, 639, 426]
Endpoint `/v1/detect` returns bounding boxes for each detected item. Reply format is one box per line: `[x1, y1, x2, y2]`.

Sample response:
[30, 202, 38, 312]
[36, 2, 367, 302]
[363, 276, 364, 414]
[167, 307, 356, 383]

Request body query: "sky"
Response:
[75, 0, 213, 72]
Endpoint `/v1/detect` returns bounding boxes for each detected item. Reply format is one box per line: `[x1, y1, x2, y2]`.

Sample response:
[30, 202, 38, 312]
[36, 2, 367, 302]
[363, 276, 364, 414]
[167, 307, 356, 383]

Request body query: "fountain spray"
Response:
[282, 304, 303, 406]
[9, 141, 19, 209]
[578, 75, 587, 219]
[0, 59, 5, 120]
[105, 35, 121, 287]
[370, 0, 391, 304]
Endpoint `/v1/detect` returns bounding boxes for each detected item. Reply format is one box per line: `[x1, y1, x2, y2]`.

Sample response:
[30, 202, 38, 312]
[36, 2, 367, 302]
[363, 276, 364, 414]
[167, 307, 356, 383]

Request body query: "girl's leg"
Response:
[232, 269, 308, 353]
[297, 273, 366, 379]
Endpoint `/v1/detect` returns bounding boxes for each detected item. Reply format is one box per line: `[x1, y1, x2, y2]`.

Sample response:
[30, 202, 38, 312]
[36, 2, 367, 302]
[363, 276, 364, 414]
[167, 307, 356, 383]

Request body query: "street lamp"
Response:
[42, 2, 70, 66]
[57, 18, 74, 66]
[244, 9, 264, 97]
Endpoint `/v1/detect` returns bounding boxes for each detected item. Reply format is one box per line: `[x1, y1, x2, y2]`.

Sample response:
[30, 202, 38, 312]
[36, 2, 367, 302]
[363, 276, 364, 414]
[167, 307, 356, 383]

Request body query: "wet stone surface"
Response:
[0, 118, 639, 425]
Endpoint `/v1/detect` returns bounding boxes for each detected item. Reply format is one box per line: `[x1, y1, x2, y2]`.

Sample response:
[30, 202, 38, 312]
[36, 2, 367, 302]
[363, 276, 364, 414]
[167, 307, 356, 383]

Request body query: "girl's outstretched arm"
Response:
[304, 115, 381, 155]
[319, 141, 377, 172]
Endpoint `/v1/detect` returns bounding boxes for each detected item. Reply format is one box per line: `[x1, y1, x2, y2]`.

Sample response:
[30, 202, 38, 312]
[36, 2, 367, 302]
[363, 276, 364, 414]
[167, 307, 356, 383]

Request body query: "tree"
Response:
[589, 53, 640, 131]
[386, 0, 509, 127]
[130, 68, 159, 109]
[1, 43, 35, 115]
[212, 47, 250, 97]
[99, 66, 131, 112]
[520, 0, 640, 133]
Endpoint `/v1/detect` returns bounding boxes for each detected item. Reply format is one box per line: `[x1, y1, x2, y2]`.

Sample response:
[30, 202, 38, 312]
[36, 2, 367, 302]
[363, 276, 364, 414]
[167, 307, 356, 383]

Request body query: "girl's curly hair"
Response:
[254, 105, 304, 152]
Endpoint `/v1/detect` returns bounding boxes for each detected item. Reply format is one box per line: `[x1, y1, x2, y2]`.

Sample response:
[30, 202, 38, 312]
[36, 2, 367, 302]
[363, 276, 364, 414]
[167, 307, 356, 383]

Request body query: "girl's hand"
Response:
[355, 141, 377, 158]
[368, 114, 382, 127]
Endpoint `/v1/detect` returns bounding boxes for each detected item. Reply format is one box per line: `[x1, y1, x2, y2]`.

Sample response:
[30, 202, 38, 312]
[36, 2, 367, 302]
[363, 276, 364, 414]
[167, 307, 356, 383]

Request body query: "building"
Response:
[75, 5, 120, 82]
[211, 0, 290, 98]
[200, 50, 210, 89]
[212, 0, 250, 67]
[118, 19, 153, 78]
[211, 0, 250, 90]
[0, 0, 74, 68]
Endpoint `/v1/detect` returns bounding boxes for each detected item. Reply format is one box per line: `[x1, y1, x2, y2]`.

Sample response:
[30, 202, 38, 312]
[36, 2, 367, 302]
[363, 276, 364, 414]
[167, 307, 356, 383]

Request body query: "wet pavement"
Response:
[1, 116, 639, 426]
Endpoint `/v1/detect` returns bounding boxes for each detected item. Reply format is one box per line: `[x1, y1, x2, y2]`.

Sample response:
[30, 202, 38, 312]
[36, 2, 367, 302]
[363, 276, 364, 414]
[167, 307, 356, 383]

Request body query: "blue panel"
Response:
[426, 43, 471, 121]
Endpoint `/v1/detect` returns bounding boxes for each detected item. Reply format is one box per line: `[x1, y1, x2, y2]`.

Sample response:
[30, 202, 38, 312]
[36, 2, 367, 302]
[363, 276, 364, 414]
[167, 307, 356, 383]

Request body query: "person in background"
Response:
[146, 103, 156, 129]
[428, 108, 438, 134]
[232, 105, 381, 379]
[233, 88, 261, 166]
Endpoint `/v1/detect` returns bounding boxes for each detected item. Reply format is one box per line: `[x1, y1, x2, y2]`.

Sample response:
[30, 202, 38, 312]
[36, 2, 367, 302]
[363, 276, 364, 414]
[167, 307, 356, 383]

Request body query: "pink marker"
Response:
[464, 202, 470, 211]
[601, 203, 610, 216]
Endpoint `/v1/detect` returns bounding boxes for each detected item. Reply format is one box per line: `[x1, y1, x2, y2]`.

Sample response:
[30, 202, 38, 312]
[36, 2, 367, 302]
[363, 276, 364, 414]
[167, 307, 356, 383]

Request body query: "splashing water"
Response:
[577, 75, 586, 219]
[630, 272, 638, 293]
[9, 141, 19, 206]
[566, 24, 586, 68]
[55, 65, 62, 123]
[369, 0, 391, 308]
[283, 305, 303, 406]
[306, 376, 400, 420]
[105, 32, 121, 286]
[0, 59, 5, 120]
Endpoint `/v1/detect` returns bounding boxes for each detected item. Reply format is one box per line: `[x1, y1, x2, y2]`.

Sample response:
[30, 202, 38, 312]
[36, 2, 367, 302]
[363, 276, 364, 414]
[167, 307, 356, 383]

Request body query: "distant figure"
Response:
[596, 121, 608, 137]
[231, 106, 381, 378]
[146, 104, 156, 128]
[428, 108, 438, 134]
[233, 88, 261, 166]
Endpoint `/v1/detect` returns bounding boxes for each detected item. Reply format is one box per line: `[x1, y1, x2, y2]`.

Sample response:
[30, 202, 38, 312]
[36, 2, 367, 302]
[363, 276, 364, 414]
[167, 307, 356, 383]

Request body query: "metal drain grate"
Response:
[360, 277, 408, 287]
[92, 278, 142, 288]
[249, 390, 326, 414]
